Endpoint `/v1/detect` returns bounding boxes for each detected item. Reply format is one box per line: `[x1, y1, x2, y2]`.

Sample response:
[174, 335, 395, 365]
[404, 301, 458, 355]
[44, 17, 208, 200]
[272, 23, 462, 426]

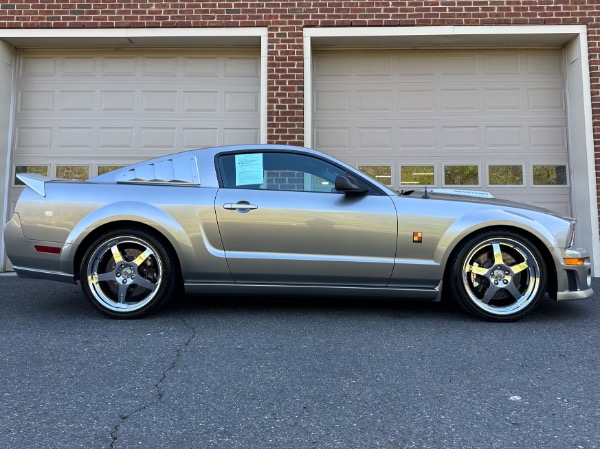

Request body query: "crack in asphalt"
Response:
[109, 317, 197, 449]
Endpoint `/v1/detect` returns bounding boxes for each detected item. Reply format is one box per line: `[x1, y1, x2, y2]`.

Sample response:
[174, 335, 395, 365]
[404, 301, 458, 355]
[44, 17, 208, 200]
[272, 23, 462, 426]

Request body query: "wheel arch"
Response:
[72, 220, 183, 283]
[441, 225, 558, 297]
[59, 201, 191, 281]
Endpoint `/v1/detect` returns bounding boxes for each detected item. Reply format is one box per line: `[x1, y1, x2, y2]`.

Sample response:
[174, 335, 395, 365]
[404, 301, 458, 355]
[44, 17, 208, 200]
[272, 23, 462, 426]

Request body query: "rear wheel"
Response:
[80, 228, 177, 318]
[447, 231, 547, 321]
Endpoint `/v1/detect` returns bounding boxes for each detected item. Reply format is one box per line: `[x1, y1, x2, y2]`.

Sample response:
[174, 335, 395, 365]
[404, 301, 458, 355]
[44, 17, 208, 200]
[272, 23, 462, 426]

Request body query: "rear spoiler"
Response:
[16, 173, 57, 197]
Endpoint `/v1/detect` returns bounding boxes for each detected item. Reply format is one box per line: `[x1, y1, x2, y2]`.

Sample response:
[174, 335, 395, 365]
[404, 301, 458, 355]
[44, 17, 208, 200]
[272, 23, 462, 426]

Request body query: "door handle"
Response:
[223, 202, 258, 210]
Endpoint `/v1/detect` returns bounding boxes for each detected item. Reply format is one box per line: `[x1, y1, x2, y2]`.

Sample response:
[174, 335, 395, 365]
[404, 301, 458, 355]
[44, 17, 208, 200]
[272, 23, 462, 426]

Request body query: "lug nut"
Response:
[116, 272, 120, 277]
[505, 271, 510, 275]
[131, 275, 135, 279]
[503, 279, 508, 284]
[122, 280, 127, 284]
[494, 280, 498, 285]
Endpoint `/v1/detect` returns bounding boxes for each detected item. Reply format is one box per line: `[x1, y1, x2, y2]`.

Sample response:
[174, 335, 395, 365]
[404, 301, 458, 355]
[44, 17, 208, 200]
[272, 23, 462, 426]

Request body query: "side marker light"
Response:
[34, 245, 61, 254]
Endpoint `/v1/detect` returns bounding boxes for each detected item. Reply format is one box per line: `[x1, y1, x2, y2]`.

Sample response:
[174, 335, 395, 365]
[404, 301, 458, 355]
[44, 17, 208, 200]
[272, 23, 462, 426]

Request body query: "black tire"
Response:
[79, 228, 178, 319]
[446, 230, 547, 322]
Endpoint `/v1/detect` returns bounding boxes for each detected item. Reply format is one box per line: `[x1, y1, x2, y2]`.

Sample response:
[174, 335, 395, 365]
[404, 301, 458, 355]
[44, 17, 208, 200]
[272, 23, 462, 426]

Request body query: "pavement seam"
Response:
[108, 317, 197, 449]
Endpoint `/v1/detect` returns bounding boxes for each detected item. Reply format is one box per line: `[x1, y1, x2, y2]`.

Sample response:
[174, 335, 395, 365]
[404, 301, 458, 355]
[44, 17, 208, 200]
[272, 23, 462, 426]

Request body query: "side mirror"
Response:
[335, 175, 369, 195]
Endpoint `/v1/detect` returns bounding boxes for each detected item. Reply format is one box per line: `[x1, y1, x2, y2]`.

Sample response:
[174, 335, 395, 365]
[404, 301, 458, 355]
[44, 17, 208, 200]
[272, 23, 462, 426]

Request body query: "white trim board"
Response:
[0, 27, 267, 48]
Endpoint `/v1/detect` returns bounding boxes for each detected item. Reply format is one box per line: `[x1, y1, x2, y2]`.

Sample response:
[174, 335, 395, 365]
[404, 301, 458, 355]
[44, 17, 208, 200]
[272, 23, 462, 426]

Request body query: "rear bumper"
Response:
[4, 213, 75, 284]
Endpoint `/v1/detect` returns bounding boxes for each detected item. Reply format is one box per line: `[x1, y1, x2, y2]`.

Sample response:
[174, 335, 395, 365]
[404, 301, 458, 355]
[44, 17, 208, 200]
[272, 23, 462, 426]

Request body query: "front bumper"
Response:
[552, 247, 593, 301]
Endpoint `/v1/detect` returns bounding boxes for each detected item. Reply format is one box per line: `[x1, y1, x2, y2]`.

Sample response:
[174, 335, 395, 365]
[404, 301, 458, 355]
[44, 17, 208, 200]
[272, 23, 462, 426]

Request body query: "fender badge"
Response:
[413, 232, 423, 243]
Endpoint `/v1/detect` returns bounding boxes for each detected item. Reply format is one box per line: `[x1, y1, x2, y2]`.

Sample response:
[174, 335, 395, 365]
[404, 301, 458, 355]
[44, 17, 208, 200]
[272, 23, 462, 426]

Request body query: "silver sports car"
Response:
[4, 145, 593, 321]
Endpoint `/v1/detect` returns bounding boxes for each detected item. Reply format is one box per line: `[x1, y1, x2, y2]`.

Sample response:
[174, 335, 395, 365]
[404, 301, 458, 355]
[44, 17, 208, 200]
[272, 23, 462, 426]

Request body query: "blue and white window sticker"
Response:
[235, 153, 264, 186]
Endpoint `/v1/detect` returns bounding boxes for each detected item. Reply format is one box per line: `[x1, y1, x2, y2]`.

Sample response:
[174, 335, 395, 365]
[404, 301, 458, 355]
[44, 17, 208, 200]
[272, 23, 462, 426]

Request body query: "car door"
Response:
[214, 151, 398, 286]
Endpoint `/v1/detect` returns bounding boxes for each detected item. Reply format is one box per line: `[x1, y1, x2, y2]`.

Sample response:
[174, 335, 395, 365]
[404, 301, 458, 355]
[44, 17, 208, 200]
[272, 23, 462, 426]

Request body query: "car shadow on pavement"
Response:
[1, 275, 596, 323]
[163, 291, 594, 324]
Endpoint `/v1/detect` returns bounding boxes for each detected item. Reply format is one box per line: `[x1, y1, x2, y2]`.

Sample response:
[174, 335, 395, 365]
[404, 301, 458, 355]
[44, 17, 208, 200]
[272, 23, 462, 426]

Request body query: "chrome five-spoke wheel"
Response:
[448, 231, 547, 321]
[80, 229, 177, 318]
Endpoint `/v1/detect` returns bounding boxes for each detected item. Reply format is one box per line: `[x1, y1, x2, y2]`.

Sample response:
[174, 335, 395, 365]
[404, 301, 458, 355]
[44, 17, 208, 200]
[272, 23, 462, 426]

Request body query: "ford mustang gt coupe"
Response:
[4, 145, 593, 321]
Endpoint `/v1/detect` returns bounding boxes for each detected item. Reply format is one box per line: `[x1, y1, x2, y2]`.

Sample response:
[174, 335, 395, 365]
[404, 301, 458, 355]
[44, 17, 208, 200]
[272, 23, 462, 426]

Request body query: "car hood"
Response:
[395, 190, 573, 221]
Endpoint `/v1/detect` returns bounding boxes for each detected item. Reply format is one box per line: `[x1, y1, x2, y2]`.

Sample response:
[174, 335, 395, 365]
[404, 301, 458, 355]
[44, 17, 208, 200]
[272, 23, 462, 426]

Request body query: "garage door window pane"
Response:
[444, 165, 479, 186]
[14, 165, 49, 186]
[358, 165, 392, 186]
[57, 165, 90, 181]
[401, 165, 435, 186]
[98, 165, 125, 175]
[533, 165, 568, 185]
[488, 165, 523, 186]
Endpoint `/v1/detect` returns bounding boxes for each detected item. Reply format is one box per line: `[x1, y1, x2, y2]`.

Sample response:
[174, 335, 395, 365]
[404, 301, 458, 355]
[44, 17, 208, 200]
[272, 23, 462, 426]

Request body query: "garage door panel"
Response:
[20, 56, 56, 77]
[182, 128, 219, 149]
[398, 90, 436, 111]
[62, 56, 96, 76]
[60, 90, 95, 112]
[441, 127, 480, 151]
[141, 91, 178, 112]
[484, 126, 524, 150]
[183, 91, 219, 112]
[314, 49, 570, 215]
[223, 128, 260, 146]
[18, 90, 54, 113]
[440, 89, 478, 111]
[97, 127, 135, 152]
[15, 127, 52, 152]
[484, 53, 521, 74]
[399, 53, 435, 75]
[314, 127, 352, 151]
[484, 88, 521, 111]
[224, 91, 259, 113]
[56, 127, 94, 152]
[528, 88, 565, 111]
[441, 54, 479, 75]
[357, 128, 394, 151]
[529, 126, 567, 152]
[11, 47, 260, 212]
[224, 57, 260, 77]
[527, 52, 563, 74]
[399, 127, 436, 150]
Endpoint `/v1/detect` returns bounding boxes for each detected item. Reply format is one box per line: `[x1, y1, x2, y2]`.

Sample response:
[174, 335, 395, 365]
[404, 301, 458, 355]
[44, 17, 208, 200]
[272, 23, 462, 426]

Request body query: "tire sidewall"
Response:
[447, 230, 547, 322]
[80, 228, 177, 319]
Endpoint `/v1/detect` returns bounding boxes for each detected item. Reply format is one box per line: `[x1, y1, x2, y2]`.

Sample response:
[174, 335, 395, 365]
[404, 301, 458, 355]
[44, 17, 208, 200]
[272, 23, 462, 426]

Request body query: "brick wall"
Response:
[1, 0, 599, 201]
[266, 170, 305, 191]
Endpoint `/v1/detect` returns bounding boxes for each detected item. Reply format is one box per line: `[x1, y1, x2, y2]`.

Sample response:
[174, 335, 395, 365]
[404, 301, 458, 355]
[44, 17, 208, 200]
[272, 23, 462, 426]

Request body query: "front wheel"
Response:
[447, 231, 547, 321]
[80, 228, 178, 318]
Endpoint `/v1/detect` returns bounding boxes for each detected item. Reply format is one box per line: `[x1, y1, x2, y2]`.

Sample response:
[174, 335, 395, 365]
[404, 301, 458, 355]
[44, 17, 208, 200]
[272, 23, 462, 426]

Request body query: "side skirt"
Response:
[184, 281, 443, 301]
[13, 266, 76, 284]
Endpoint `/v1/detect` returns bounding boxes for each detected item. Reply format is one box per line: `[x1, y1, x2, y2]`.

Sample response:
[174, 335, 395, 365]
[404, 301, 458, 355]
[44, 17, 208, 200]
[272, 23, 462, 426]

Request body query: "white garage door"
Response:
[10, 48, 260, 210]
[313, 49, 570, 216]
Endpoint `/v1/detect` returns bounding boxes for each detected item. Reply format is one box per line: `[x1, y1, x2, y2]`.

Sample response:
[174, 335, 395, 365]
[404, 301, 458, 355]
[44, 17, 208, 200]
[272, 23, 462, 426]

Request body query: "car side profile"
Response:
[4, 145, 593, 321]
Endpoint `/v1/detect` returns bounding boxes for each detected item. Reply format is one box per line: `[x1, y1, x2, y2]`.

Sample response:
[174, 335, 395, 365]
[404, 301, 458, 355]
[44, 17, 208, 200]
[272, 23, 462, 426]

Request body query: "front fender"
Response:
[60, 201, 193, 277]
[435, 208, 569, 271]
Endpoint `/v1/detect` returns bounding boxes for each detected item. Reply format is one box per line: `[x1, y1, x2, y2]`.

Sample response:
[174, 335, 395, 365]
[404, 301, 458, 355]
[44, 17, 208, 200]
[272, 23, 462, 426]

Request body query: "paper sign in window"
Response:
[235, 153, 264, 186]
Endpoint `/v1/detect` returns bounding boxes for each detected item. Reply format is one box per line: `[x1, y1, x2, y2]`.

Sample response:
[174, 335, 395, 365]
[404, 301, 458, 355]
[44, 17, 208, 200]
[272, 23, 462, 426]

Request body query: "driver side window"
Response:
[217, 152, 348, 193]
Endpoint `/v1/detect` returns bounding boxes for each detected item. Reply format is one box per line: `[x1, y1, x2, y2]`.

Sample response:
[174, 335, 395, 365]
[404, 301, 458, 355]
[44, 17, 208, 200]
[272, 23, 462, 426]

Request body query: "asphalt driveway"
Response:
[0, 274, 598, 449]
